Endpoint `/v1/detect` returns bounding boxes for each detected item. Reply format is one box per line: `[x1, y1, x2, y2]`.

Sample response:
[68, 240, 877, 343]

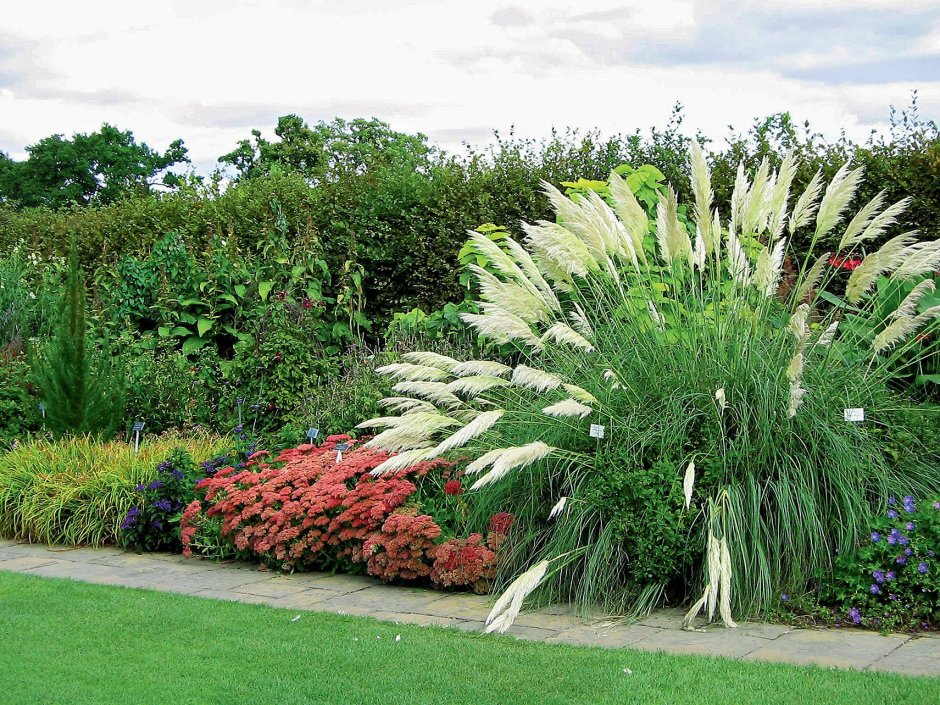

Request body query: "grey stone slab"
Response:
[158, 568, 275, 592]
[0, 555, 64, 572]
[512, 611, 589, 632]
[19, 560, 116, 581]
[297, 572, 379, 593]
[866, 637, 940, 678]
[265, 589, 340, 610]
[313, 585, 451, 615]
[628, 627, 768, 658]
[547, 624, 664, 648]
[38, 546, 124, 562]
[744, 628, 910, 670]
[191, 589, 280, 606]
[636, 608, 686, 630]
[416, 592, 493, 621]
[232, 578, 312, 599]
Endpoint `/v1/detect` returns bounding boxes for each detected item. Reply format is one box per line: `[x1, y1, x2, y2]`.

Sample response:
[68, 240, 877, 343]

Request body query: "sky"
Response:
[1, 0, 938, 175]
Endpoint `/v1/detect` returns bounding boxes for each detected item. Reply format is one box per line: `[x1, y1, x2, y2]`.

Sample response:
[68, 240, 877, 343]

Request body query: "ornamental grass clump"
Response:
[361, 146, 940, 630]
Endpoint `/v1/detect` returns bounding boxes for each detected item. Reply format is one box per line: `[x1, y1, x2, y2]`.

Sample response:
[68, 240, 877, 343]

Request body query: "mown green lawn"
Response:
[0, 571, 936, 705]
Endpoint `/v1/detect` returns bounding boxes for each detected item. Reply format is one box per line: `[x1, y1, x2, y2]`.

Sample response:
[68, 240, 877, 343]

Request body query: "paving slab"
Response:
[0, 555, 64, 572]
[629, 626, 769, 658]
[866, 637, 940, 678]
[547, 623, 664, 648]
[744, 628, 911, 670]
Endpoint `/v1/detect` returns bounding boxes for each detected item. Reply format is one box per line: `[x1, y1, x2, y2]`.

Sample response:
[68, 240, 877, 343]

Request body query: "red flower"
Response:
[444, 479, 464, 496]
[829, 254, 863, 271]
[489, 512, 514, 535]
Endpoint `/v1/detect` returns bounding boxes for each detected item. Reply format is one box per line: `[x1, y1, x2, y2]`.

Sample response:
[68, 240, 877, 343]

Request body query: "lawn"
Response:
[0, 572, 936, 705]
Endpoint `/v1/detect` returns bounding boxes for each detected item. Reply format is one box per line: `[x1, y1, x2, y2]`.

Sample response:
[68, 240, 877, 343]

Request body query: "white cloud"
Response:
[0, 0, 936, 172]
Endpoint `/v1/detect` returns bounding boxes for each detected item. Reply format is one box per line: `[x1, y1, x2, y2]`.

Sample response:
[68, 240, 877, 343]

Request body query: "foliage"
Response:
[0, 433, 226, 546]
[362, 148, 940, 630]
[823, 495, 940, 631]
[30, 243, 124, 437]
[0, 123, 188, 209]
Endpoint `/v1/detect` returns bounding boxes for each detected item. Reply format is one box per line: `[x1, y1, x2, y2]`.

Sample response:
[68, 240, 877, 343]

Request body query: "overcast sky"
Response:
[1, 0, 938, 174]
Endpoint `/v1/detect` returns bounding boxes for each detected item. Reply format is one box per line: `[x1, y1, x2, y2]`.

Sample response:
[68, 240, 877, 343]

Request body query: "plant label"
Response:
[844, 408, 865, 422]
[132, 421, 146, 432]
[589, 423, 606, 439]
[38, 402, 46, 418]
[306, 428, 319, 442]
[335, 442, 350, 463]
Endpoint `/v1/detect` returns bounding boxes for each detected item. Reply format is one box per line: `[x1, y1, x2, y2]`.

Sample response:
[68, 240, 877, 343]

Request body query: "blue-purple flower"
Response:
[897, 555, 908, 565]
[905, 521, 915, 531]
[870, 531, 881, 543]
[888, 497, 897, 505]
[887, 528, 901, 545]
[902, 496, 915, 513]
[120, 506, 140, 530]
[152, 499, 173, 512]
[869, 584, 881, 595]
[899, 534, 910, 546]
[887, 509, 899, 519]
[904, 547, 913, 556]
[848, 607, 862, 624]
[872, 570, 885, 583]
[886, 571, 896, 581]
[134, 483, 147, 492]
[148, 479, 164, 491]
[918, 562, 929, 574]
[780, 593, 789, 602]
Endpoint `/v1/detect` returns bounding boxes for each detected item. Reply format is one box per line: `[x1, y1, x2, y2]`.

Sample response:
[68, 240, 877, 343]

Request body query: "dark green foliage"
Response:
[30, 243, 124, 437]
[0, 123, 188, 209]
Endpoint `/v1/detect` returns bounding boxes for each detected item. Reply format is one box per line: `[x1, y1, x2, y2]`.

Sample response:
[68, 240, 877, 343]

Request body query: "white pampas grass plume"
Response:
[837, 191, 886, 249]
[740, 156, 771, 236]
[603, 369, 623, 390]
[689, 142, 714, 252]
[465, 448, 506, 475]
[451, 359, 513, 378]
[569, 302, 594, 338]
[845, 196, 911, 250]
[522, 221, 596, 277]
[872, 304, 940, 355]
[815, 162, 864, 241]
[445, 376, 511, 397]
[465, 231, 530, 287]
[816, 320, 839, 346]
[647, 300, 665, 331]
[542, 398, 592, 419]
[471, 441, 555, 489]
[892, 280, 936, 321]
[511, 364, 563, 393]
[693, 225, 707, 270]
[754, 238, 787, 297]
[548, 496, 568, 520]
[715, 388, 727, 413]
[788, 168, 825, 236]
[401, 351, 459, 371]
[788, 382, 807, 418]
[504, 237, 562, 313]
[370, 447, 437, 475]
[378, 397, 437, 414]
[432, 410, 504, 454]
[656, 186, 693, 266]
[786, 351, 804, 382]
[767, 151, 796, 242]
[787, 303, 810, 340]
[355, 416, 405, 430]
[461, 310, 542, 349]
[365, 412, 462, 452]
[541, 322, 595, 352]
[726, 230, 752, 285]
[608, 172, 649, 263]
[563, 384, 597, 404]
[729, 162, 749, 236]
[683, 462, 695, 510]
[846, 232, 919, 303]
[392, 381, 463, 408]
[375, 362, 450, 382]
[794, 253, 831, 302]
[484, 559, 550, 634]
[892, 239, 940, 280]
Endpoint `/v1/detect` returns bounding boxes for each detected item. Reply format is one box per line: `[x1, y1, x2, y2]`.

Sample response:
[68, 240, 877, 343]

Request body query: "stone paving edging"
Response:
[0, 539, 937, 678]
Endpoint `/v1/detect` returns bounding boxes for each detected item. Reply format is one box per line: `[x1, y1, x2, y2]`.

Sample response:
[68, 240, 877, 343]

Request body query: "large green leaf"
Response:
[182, 336, 210, 355]
[258, 281, 274, 300]
[196, 317, 214, 337]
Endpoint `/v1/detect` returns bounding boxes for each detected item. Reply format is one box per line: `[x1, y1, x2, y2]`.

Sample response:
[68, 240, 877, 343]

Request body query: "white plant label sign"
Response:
[589, 423, 606, 439]
[844, 407, 865, 422]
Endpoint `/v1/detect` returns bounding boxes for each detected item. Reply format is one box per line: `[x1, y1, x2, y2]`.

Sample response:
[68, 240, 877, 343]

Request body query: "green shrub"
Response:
[361, 147, 940, 631]
[0, 433, 227, 546]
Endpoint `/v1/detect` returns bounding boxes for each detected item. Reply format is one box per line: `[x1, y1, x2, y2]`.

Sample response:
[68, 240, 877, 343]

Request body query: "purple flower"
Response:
[899, 535, 910, 546]
[886, 571, 896, 581]
[904, 547, 913, 556]
[134, 483, 147, 492]
[905, 521, 915, 531]
[872, 570, 885, 583]
[848, 607, 862, 624]
[897, 555, 908, 565]
[887, 528, 901, 545]
[152, 499, 173, 512]
[780, 593, 789, 602]
[150, 519, 164, 530]
[933, 501, 940, 510]
[120, 506, 140, 530]
[870, 531, 881, 543]
[889, 593, 898, 601]
[888, 497, 897, 505]
[870, 584, 881, 595]
[929, 550, 936, 558]
[918, 562, 929, 574]
[157, 460, 172, 473]
[902, 496, 915, 513]
[148, 479, 164, 491]
[887, 509, 899, 519]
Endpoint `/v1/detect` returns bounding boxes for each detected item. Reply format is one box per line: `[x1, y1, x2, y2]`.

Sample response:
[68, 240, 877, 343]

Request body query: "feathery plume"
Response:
[370, 447, 436, 475]
[451, 359, 513, 378]
[542, 398, 593, 419]
[837, 191, 886, 249]
[726, 230, 752, 285]
[891, 238, 940, 280]
[787, 303, 810, 340]
[849, 197, 911, 249]
[872, 304, 940, 355]
[715, 388, 727, 413]
[689, 141, 714, 252]
[754, 238, 786, 297]
[767, 151, 796, 242]
[816, 320, 839, 346]
[355, 416, 405, 430]
[402, 351, 459, 371]
[656, 186, 693, 266]
[814, 162, 864, 241]
[683, 462, 695, 510]
[740, 156, 772, 236]
[719, 537, 738, 628]
[445, 375, 511, 397]
[608, 172, 649, 263]
[647, 300, 665, 331]
[472, 265, 551, 325]
[892, 279, 936, 321]
[522, 221, 597, 277]
[432, 410, 504, 454]
[788, 168, 824, 235]
[729, 162, 749, 236]
[568, 302, 594, 338]
[511, 364, 563, 393]
[786, 351, 804, 382]
[788, 382, 807, 417]
[484, 559, 550, 634]
[846, 232, 919, 303]
[466, 448, 506, 475]
[563, 383, 597, 404]
[461, 310, 543, 349]
[378, 397, 437, 414]
[541, 322, 595, 352]
[471, 441, 555, 489]
[504, 237, 562, 313]
[375, 362, 450, 382]
[392, 381, 463, 408]
[548, 496, 568, 520]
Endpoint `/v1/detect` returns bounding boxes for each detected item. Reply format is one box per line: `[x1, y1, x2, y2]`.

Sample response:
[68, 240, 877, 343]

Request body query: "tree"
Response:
[0, 124, 188, 209]
[218, 116, 431, 182]
[31, 241, 124, 437]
